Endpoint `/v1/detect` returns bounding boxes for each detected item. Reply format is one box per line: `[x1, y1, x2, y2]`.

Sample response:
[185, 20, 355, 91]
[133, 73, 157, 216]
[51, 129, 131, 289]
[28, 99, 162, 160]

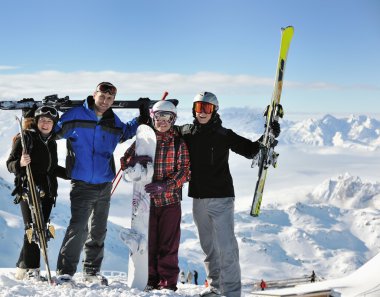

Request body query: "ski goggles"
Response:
[193, 101, 215, 114]
[35, 106, 58, 118]
[96, 82, 117, 95]
[152, 111, 175, 123]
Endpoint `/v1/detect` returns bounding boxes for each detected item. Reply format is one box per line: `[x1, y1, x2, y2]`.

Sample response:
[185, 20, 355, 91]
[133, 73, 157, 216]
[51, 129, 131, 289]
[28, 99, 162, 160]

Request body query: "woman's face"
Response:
[37, 116, 54, 136]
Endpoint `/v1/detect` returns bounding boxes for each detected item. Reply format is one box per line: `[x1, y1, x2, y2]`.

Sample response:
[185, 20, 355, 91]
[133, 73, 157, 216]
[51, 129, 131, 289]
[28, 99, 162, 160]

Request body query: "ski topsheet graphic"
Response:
[250, 26, 294, 217]
[120, 124, 157, 290]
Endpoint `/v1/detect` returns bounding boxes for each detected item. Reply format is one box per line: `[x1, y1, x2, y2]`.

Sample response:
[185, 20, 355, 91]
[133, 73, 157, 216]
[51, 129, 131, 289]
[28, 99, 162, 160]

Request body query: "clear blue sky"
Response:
[0, 0, 379, 114]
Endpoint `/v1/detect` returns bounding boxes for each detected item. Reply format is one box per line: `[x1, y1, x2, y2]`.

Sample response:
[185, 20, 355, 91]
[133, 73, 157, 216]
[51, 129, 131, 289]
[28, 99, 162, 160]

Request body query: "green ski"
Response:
[250, 26, 294, 217]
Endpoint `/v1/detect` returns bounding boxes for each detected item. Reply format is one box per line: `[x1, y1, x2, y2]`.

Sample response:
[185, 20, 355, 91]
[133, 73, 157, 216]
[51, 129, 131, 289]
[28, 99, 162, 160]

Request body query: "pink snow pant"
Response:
[148, 202, 181, 287]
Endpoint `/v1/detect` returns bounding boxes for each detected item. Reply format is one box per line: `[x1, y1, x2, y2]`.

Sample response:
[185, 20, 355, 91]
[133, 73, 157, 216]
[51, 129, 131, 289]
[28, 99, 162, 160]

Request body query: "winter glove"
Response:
[145, 181, 168, 195]
[138, 102, 151, 125]
[122, 155, 152, 170]
[257, 135, 278, 149]
[270, 121, 281, 138]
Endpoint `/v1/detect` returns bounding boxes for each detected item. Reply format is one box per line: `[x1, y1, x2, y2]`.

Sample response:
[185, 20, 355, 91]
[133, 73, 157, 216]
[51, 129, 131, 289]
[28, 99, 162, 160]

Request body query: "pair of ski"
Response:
[250, 26, 294, 217]
[0, 95, 178, 112]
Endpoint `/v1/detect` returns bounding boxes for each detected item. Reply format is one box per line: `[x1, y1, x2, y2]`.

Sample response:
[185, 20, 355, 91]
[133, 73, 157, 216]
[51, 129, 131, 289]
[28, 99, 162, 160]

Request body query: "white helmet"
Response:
[193, 91, 219, 111]
[151, 100, 177, 124]
[151, 100, 177, 114]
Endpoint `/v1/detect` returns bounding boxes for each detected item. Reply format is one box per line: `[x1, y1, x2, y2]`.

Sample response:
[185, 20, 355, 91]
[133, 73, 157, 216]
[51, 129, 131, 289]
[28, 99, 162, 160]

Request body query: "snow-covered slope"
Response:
[1, 172, 380, 282]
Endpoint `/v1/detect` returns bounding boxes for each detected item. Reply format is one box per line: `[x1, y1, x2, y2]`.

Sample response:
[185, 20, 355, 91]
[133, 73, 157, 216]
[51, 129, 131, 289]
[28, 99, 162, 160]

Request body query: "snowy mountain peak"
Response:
[282, 114, 380, 150]
[308, 173, 380, 208]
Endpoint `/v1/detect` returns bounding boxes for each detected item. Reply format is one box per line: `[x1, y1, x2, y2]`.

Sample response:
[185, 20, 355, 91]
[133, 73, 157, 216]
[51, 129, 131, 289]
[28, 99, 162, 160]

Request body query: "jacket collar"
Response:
[84, 96, 115, 122]
[193, 113, 222, 134]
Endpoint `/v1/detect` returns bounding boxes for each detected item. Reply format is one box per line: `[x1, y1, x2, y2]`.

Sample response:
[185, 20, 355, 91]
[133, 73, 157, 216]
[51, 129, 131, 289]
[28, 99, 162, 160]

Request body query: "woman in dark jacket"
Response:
[6, 106, 66, 280]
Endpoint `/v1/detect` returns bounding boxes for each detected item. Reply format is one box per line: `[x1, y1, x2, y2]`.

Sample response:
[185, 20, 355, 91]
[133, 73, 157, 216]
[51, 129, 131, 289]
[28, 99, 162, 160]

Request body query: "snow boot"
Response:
[200, 287, 222, 297]
[15, 267, 27, 280]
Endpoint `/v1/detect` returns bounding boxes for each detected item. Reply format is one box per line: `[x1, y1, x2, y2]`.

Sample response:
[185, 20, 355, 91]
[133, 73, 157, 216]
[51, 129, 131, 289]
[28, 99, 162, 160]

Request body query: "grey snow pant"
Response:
[56, 180, 112, 276]
[193, 197, 241, 297]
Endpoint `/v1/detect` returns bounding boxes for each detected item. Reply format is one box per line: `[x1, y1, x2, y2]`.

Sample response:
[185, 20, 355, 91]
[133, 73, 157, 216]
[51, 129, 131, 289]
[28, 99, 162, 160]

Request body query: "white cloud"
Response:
[0, 70, 336, 99]
[0, 71, 275, 99]
[0, 65, 19, 71]
[0, 71, 378, 112]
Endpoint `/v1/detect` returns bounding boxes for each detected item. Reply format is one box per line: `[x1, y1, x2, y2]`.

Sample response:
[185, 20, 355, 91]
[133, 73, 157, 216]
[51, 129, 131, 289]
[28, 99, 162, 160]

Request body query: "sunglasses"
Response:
[96, 82, 117, 95]
[37, 106, 58, 118]
[193, 102, 215, 114]
[153, 111, 175, 123]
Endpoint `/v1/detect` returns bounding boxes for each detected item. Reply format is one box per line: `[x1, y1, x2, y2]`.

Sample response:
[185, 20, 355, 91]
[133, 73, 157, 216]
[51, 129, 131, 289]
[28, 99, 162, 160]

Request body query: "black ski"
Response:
[1, 95, 178, 112]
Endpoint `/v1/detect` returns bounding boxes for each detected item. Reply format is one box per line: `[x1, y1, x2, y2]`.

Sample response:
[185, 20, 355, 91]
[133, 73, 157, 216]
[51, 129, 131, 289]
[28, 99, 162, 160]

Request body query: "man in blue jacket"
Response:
[55, 82, 145, 284]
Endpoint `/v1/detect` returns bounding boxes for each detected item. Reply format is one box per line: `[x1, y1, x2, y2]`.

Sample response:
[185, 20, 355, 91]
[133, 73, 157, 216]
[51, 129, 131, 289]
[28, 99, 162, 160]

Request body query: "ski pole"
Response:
[111, 168, 122, 196]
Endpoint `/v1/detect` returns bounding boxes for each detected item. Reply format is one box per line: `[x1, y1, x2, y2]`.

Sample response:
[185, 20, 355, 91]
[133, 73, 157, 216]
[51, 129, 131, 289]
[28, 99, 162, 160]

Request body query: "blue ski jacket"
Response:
[55, 96, 138, 184]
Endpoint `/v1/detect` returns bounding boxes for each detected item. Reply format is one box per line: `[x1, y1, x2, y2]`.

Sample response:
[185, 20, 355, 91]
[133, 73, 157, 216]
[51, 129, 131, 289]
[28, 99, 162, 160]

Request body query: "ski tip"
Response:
[281, 25, 294, 31]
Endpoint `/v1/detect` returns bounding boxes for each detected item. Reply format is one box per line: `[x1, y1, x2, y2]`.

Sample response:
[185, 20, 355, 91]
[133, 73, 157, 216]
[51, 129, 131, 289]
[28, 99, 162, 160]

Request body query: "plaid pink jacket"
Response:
[121, 128, 190, 207]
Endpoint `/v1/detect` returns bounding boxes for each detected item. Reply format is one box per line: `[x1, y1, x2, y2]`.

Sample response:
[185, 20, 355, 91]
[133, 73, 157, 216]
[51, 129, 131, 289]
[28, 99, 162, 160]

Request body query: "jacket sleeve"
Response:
[166, 138, 191, 191]
[6, 136, 24, 175]
[54, 108, 72, 140]
[227, 129, 261, 159]
[120, 118, 139, 143]
[174, 124, 193, 137]
[54, 165, 70, 180]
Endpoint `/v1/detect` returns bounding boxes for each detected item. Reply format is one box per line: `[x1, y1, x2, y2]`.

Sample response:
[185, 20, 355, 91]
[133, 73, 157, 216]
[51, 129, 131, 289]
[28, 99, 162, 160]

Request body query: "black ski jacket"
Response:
[177, 114, 260, 198]
[6, 128, 67, 202]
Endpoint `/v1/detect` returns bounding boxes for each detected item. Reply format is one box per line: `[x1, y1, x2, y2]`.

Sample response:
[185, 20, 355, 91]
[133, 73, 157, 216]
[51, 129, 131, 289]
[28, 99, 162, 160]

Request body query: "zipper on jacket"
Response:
[40, 134, 53, 197]
[211, 147, 214, 165]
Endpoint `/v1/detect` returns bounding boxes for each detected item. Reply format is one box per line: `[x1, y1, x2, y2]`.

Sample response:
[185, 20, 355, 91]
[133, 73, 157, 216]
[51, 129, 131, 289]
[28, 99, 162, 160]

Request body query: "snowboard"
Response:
[120, 124, 156, 290]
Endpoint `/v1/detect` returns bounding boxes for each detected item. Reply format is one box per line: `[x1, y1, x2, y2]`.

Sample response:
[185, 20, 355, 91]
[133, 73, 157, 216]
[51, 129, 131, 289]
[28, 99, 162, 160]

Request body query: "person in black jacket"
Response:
[177, 91, 280, 297]
[6, 106, 67, 281]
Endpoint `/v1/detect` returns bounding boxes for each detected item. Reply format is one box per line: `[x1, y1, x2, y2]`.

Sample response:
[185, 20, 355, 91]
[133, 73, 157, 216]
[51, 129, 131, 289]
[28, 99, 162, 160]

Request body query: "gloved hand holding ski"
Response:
[127, 155, 153, 168]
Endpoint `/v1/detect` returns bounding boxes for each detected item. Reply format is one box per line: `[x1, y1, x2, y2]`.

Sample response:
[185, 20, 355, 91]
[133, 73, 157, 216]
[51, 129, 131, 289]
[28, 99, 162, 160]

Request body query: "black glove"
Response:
[138, 103, 150, 125]
[123, 155, 152, 170]
[257, 134, 278, 149]
[270, 121, 281, 138]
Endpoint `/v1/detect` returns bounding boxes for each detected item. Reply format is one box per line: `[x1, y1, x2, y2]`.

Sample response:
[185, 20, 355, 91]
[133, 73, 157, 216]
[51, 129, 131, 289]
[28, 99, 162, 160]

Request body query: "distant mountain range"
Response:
[281, 114, 380, 150]
[1, 108, 379, 151]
